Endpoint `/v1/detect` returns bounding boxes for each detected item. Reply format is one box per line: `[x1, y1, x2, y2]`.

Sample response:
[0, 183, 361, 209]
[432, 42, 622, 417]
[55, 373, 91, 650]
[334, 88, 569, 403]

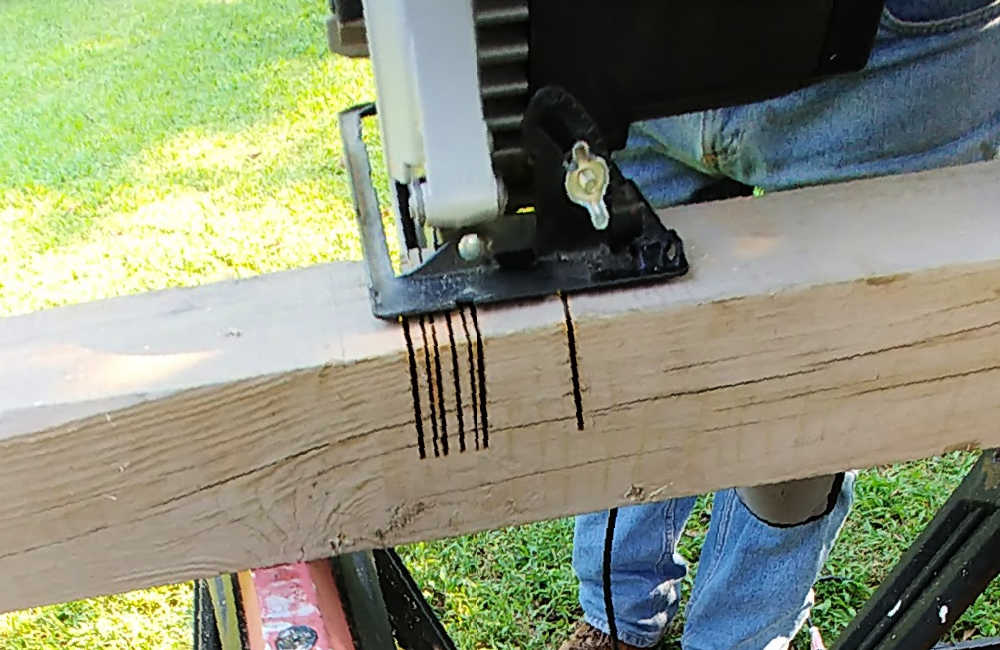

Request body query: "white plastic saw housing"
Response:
[361, 0, 501, 229]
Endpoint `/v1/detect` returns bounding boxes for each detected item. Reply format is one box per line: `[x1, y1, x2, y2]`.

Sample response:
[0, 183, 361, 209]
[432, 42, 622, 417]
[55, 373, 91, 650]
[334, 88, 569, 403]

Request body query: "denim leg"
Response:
[575, 6, 999, 649]
[574, 498, 697, 647]
[629, 11, 1000, 193]
[681, 473, 855, 650]
[575, 136, 719, 648]
[612, 119, 722, 209]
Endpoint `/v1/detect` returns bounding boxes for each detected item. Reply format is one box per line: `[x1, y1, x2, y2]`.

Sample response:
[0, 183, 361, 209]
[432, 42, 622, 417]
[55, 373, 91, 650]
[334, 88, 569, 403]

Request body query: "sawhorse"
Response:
[197, 450, 1000, 650]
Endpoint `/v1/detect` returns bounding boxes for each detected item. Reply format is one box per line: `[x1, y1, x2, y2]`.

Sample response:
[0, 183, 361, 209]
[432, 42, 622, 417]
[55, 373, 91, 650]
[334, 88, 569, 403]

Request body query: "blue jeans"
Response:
[574, 3, 1000, 648]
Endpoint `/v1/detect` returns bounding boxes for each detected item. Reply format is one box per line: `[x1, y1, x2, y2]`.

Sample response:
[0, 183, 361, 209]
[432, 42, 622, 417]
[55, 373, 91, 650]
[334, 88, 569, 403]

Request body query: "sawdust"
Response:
[376, 501, 427, 540]
[624, 484, 645, 502]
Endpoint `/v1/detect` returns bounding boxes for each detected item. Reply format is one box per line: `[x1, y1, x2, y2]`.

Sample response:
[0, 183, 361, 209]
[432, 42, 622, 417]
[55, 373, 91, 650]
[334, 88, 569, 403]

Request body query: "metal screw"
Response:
[276, 625, 318, 650]
[458, 233, 487, 262]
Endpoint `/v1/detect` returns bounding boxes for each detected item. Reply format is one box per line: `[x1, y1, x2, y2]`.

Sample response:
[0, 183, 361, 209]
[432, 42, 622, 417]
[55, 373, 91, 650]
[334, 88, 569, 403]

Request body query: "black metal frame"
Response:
[372, 549, 458, 650]
[334, 550, 457, 650]
[834, 449, 1000, 649]
[330, 551, 398, 649]
[194, 574, 248, 650]
[193, 578, 223, 650]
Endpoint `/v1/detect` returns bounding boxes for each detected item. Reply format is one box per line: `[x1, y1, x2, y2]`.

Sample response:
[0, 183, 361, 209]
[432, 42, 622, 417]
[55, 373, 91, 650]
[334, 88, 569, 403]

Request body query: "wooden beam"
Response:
[2, 161, 1000, 612]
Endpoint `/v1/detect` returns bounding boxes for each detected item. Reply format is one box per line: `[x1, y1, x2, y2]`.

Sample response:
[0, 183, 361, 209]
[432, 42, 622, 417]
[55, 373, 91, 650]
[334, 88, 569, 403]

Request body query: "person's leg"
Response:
[573, 498, 697, 647]
[626, 4, 1000, 194]
[681, 475, 855, 650]
[567, 134, 741, 650]
[611, 118, 735, 208]
[578, 7, 1000, 649]
[729, 5, 1000, 191]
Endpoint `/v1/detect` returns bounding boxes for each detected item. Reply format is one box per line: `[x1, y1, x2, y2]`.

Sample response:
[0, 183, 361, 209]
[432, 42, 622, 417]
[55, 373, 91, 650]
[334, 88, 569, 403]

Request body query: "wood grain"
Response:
[1, 161, 999, 611]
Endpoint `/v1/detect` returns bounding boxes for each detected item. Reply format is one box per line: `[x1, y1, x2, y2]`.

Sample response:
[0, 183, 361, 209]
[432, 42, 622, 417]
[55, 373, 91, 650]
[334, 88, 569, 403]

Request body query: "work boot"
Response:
[557, 620, 644, 650]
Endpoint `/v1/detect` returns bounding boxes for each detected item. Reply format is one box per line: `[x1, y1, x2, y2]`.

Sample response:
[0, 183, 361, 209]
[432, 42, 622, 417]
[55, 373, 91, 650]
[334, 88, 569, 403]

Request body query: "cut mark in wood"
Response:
[460, 307, 481, 450]
[400, 317, 426, 459]
[468, 304, 489, 448]
[943, 440, 982, 454]
[418, 316, 440, 457]
[445, 312, 466, 452]
[866, 272, 910, 286]
[429, 315, 448, 456]
[561, 293, 585, 431]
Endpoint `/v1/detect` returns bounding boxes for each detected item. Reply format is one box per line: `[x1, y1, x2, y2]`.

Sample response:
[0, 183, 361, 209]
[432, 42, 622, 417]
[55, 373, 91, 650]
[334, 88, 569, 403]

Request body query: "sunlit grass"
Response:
[0, 585, 192, 650]
[0, 0, 376, 316]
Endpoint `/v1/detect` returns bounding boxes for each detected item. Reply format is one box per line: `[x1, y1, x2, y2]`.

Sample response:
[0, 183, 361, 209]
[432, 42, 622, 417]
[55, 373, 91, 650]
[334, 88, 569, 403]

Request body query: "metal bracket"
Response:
[373, 549, 458, 650]
[340, 103, 688, 319]
[835, 450, 1000, 649]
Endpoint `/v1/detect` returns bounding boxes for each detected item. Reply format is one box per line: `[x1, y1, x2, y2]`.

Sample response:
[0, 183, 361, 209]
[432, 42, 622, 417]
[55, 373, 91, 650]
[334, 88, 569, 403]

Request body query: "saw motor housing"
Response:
[334, 0, 885, 319]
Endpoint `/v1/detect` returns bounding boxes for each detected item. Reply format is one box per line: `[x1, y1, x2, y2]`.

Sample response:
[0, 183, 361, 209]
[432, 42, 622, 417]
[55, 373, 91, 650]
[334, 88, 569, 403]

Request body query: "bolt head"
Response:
[458, 233, 486, 262]
[276, 625, 318, 650]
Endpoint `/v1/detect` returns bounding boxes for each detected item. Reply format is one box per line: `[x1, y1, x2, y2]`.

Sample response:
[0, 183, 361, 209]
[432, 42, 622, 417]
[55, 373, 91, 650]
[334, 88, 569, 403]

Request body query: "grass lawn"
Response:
[0, 1, 996, 648]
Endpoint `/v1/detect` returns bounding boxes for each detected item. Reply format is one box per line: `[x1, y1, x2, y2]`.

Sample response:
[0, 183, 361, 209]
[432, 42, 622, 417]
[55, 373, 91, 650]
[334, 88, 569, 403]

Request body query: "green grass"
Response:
[0, 587, 192, 650]
[0, 0, 378, 317]
[1, 1, 997, 648]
